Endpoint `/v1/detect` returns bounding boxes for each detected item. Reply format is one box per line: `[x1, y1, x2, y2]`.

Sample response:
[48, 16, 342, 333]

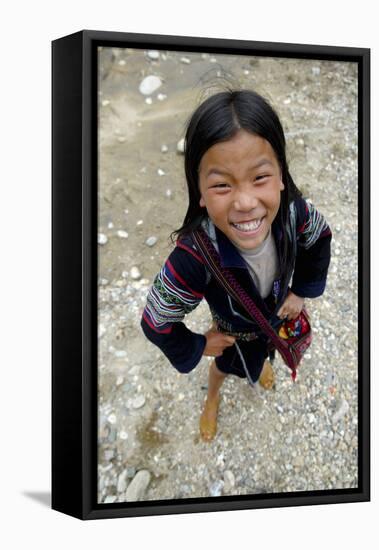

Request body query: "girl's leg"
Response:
[200, 360, 227, 442]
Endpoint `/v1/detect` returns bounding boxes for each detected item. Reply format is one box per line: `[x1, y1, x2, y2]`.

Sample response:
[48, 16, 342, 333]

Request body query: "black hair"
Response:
[171, 88, 303, 279]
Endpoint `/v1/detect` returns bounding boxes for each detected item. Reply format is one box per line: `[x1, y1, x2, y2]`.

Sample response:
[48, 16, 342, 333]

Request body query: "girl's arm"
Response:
[290, 197, 332, 299]
[141, 242, 208, 373]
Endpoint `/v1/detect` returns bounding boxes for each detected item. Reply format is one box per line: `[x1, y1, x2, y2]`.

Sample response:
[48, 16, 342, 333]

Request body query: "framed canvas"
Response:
[52, 30, 370, 520]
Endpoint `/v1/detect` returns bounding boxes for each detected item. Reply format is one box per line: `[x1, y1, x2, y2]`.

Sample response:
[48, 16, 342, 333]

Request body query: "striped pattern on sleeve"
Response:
[142, 258, 204, 334]
[298, 199, 331, 250]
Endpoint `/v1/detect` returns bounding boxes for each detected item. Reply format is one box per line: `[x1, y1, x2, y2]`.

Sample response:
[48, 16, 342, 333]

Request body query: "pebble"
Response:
[177, 138, 185, 153]
[130, 266, 141, 280]
[293, 455, 305, 468]
[161, 144, 168, 153]
[117, 470, 128, 493]
[101, 100, 110, 107]
[104, 449, 114, 461]
[223, 470, 235, 493]
[98, 233, 108, 245]
[209, 480, 224, 497]
[145, 97, 153, 105]
[332, 399, 349, 424]
[108, 413, 117, 424]
[136, 220, 143, 226]
[165, 189, 172, 198]
[180, 56, 191, 64]
[117, 136, 126, 143]
[103, 495, 117, 504]
[116, 230, 128, 239]
[119, 431, 128, 440]
[157, 168, 165, 176]
[157, 93, 167, 101]
[125, 470, 151, 501]
[146, 236, 158, 247]
[139, 75, 162, 95]
[126, 467, 137, 478]
[99, 324, 106, 338]
[146, 50, 160, 60]
[131, 395, 146, 409]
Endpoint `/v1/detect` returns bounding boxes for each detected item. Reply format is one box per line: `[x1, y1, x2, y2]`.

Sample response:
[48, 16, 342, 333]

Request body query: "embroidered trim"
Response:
[210, 308, 258, 342]
[144, 262, 203, 330]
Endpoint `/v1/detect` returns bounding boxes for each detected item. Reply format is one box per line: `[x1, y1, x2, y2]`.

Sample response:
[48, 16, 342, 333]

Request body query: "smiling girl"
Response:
[141, 89, 332, 442]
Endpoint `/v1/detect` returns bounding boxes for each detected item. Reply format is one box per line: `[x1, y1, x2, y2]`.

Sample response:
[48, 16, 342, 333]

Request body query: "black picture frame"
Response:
[52, 29, 370, 520]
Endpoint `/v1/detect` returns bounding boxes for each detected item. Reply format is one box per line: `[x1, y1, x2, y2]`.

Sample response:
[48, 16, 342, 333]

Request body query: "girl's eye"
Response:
[255, 175, 269, 181]
[211, 183, 230, 189]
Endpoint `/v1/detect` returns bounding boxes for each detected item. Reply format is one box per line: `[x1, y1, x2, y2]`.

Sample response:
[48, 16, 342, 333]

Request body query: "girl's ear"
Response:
[280, 180, 285, 191]
[199, 196, 205, 207]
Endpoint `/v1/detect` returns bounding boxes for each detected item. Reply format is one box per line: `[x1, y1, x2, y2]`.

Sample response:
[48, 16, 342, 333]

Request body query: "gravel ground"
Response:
[97, 46, 358, 503]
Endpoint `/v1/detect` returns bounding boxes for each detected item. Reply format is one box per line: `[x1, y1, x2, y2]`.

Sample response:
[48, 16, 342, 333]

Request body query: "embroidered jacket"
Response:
[141, 196, 332, 373]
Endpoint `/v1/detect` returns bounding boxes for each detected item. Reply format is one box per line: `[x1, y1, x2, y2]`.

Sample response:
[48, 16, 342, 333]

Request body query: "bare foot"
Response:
[259, 360, 275, 390]
[199, 395, 220, 442]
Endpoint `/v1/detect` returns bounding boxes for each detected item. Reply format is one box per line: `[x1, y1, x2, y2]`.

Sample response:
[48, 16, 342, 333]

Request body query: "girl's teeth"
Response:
[233, 219, 262, 231]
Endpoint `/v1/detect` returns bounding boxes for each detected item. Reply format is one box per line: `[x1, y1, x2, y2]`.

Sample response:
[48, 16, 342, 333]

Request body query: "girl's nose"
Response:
[233, 188, 259, 211]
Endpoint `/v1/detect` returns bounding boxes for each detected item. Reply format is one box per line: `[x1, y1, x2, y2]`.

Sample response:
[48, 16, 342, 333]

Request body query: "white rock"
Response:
[114, 350, 127, 358]
[117, 230, 129, 239]
[139, 75, 162, 95]
[130, 267, 141, 280]
[157, 168, 165, 176]
[145, 97, 153, 105]
[146, 236, 158, 247]
[165, 189, 172, 198]
[116, 376, 124, 386]
[117, 470, 128, 493]
[108, 413, 117, 424]
[117, 136, 126, 143]
[132, 395, 146, 409]
[180, 56, 191, 64]
[223, 470, 235, 492]
[312, 66, 321, 76]
[332, 399, 349, 424]
[125, 470, 151, 501]
[177, 138, 185, 153]
[209, 480, 224, 497]
[98, 324, 106, 338]
[98, 233, 108, 245]
[136, 220, 144, 226]
[103, 495, 117, 503]
[119, 431, 128, 440]
[157, 93, 167, 101]
[101, 100, 110, 107]
[108, 222, 114, 229]
[161, 144, 168, 153]
[146, 50, 160, 60]
[293, 455, 305, 468]
[121, 271, 128, 278]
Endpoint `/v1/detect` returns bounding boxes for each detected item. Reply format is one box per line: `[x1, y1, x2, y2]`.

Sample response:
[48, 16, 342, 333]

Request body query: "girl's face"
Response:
[198, 129, 284, 250]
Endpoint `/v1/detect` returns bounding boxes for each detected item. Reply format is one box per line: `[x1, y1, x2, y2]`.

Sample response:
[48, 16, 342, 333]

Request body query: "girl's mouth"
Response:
[231, 217, 264, 234]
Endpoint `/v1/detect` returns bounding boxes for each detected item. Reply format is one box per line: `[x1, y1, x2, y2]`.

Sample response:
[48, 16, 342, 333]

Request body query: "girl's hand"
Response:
[277, 290, 305, 321]
[203, 329, 236, 357]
